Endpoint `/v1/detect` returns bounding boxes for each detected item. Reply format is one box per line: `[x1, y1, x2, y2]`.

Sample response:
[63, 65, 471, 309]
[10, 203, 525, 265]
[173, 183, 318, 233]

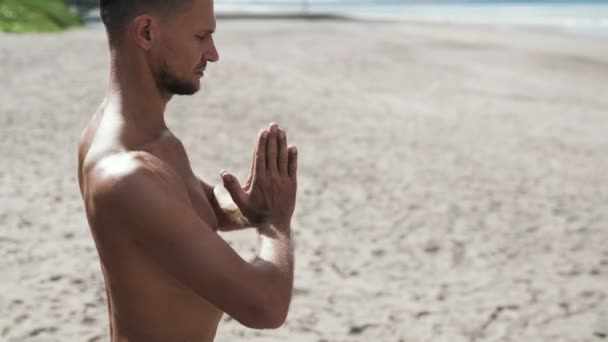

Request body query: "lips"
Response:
[195, 64, 206, 74]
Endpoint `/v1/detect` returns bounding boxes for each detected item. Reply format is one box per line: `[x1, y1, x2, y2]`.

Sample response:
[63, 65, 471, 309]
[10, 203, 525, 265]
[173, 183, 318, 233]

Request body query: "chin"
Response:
[169, 81, 200, 95]
[192, 81, 201, 94]
[195, 78, 204, 90]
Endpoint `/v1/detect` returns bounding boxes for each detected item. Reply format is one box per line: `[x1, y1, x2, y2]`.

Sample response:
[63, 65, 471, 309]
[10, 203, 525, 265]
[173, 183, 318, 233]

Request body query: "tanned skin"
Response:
[77, 0, 297, 341]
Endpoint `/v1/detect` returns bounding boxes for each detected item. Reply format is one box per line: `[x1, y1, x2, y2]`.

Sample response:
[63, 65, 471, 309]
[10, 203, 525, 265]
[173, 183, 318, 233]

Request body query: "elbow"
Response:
[238, 299, 289, 329]
[232, 263, 293, 329]
[256, 284, 291, 329]
[262, 305, 288, 329]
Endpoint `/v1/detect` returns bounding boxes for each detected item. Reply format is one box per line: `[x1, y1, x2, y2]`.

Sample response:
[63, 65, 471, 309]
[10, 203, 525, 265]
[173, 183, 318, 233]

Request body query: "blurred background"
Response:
[1, 0, 608, 341]
[2, 0, 608, 34]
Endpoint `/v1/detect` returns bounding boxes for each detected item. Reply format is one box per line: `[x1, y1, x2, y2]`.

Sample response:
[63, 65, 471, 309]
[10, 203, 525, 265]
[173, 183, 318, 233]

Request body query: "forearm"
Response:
[254, 224, 294, 275]
[251, 224, 294, 316]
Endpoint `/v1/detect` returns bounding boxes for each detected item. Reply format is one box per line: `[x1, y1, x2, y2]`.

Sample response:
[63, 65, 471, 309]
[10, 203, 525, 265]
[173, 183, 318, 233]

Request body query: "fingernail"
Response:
[279, 130, 285, 139]
[262, 131, 268, 138]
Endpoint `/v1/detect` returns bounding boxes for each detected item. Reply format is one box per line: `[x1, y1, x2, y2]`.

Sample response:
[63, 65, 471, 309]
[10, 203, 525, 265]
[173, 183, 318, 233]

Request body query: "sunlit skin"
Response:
[77, 0, 298, 341]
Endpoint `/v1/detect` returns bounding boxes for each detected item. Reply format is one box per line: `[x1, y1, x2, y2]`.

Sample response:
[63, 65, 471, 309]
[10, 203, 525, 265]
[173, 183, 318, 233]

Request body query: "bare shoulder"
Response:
[85, 151, 190, 215]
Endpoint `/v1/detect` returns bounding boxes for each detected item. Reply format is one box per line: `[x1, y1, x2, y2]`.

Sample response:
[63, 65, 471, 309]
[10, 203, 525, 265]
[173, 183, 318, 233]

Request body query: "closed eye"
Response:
[198, 29, 215, 40]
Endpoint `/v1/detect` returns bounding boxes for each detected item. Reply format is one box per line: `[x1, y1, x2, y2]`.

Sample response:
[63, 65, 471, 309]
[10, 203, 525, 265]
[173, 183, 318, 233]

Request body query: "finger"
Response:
[243, 172, 253, 192]
[288, 146, 298, 180]
[221, 171, 248, 209]
[249, 130, 261, 178]
[243, 166, 253, 187]
[245, 129, 264, 190]
[278, 129, 288, 176]
[266, 123, 279, 176]
[254, 130, 268, 179]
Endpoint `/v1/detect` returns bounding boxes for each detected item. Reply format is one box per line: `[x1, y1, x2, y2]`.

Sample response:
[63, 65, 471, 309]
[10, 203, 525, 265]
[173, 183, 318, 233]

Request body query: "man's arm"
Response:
[215, 123, 298, 325]
[251, 223, 294, 325]
[92, 153, 294, 328]
[199, 178, 253, 231]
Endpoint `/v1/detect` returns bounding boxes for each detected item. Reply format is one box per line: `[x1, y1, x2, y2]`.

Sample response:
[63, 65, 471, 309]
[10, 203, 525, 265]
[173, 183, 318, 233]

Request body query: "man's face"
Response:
[152, 0, 218, 95]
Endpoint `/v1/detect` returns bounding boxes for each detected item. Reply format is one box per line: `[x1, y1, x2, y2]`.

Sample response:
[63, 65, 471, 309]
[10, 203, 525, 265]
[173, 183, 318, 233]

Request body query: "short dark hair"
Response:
[100, 0, 192, 44]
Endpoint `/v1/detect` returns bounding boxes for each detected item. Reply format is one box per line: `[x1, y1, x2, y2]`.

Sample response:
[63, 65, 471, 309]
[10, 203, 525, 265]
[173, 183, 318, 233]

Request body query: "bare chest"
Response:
[144, 136, 219, 230]
[183, 175, 219, 230]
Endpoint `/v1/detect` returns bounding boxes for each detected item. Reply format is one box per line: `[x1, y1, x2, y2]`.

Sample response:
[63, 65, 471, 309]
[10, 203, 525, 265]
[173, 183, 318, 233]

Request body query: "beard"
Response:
[155, 60, 199, 96]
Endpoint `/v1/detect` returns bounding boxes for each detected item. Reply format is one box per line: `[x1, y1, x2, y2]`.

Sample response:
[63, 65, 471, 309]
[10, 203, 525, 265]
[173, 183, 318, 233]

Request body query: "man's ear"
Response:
[131, 15, 156, 50]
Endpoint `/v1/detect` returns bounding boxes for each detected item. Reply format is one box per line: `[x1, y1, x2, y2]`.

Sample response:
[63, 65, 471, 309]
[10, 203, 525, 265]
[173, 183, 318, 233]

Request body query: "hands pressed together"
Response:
[220, 123, 298, 230]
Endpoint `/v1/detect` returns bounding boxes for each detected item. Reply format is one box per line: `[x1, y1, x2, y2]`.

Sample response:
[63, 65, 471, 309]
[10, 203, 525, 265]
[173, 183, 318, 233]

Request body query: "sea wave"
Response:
[215, 1, 608, 35]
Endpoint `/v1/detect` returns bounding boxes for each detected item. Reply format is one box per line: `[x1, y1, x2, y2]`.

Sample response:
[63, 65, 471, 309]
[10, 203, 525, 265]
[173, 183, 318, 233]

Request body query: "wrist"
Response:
[258, 221, 291, 236]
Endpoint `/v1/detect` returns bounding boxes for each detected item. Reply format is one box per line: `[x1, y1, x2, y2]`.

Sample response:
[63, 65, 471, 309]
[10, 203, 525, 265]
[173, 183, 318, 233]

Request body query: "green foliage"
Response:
[0, 0, 83, 33]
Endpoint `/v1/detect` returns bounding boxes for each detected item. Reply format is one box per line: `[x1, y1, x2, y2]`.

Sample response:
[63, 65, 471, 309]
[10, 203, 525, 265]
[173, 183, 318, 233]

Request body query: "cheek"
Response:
[169, 42, 201, 69]
[158, 35, 187, 62]
[158, 32, 202, 71]
[161, 41, 181, 62]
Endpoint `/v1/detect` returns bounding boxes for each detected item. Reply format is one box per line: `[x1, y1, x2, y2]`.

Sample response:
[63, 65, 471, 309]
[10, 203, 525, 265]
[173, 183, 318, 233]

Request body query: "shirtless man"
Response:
[76, 0, 297, 341]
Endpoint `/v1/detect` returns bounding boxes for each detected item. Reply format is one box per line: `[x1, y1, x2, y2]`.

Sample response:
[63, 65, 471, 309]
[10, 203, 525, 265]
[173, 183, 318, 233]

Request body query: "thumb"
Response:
[221, 171, 248, 209]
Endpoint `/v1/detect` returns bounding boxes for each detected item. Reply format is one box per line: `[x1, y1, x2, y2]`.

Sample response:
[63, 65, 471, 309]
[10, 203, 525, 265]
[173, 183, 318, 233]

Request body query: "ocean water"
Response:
[215, 0, 608, 36]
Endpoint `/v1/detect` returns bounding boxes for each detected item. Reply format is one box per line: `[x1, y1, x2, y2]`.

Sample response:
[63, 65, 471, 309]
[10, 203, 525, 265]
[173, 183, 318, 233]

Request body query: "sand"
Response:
[1, 19, 607, 342]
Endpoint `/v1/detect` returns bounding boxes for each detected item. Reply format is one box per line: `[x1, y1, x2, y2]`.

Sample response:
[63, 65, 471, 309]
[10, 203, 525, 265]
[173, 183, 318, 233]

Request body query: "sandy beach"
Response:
[1, 18, 607, 341]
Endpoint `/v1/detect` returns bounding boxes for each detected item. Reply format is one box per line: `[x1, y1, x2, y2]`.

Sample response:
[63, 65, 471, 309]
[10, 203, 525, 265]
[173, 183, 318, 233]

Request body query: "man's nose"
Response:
[204, 35, 219, 63]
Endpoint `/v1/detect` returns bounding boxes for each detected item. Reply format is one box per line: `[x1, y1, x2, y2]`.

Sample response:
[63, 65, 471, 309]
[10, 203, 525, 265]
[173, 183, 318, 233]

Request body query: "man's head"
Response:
[101, 0, 219, 95]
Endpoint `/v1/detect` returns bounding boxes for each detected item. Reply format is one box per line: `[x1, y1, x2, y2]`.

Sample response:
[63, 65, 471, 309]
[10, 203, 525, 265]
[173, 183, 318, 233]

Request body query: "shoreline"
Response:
[69, 11, 608, 43]
[72, 5, 608, 39]
[211, 12, 608, 43]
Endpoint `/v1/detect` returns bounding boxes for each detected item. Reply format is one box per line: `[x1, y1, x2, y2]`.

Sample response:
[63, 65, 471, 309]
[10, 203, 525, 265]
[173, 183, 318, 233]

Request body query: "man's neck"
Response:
[105, 50, 170, 138]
